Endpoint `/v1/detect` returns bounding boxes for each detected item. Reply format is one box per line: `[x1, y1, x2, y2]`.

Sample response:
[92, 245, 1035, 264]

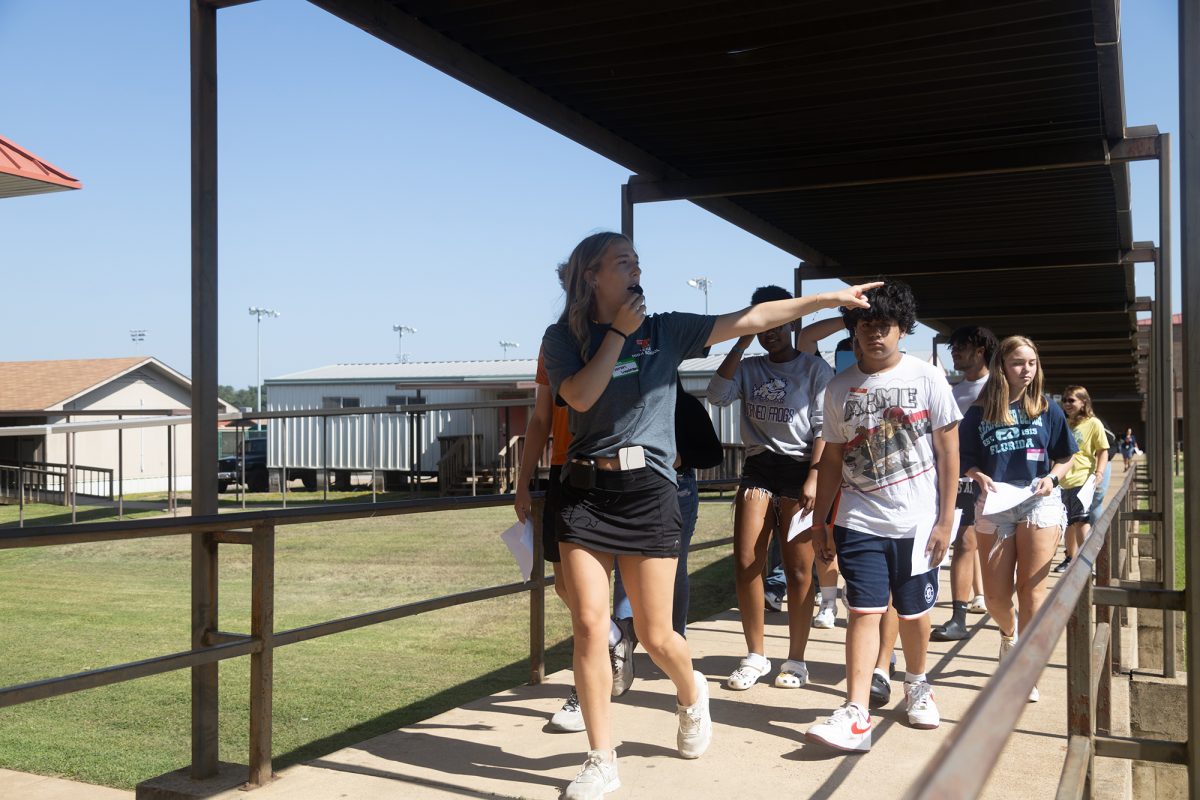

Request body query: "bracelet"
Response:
[607, 327, 628, 341]
[730, 346, 746, 354]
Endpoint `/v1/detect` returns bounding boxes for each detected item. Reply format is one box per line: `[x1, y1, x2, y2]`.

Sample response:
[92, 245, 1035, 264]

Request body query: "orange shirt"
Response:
[535, 350, 572, 465]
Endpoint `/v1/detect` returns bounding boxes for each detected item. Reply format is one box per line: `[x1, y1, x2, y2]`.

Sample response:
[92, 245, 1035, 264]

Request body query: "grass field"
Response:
[0, 494, 739, 789]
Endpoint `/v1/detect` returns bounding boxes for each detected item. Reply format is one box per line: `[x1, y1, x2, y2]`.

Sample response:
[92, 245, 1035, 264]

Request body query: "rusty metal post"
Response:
[529, 495, 546, 685]
[621, 181, 634, 241]
[248, 524, 275, 786]
[1095, 525, 1112, 733]
[117, 416, 124, 520]
[1065, 577, 1095, 794]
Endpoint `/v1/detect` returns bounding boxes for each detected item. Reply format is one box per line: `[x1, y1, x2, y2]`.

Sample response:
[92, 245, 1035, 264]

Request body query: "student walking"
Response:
[707, 285, 834, 692]
[1120, 428, 1138, 471]
[1054, 386, 1109, 573]
[542, 231, 878, 797]
[805, 281, 961, 753]
[932, 325, 997, 641]
[960, 336, 1076, 703]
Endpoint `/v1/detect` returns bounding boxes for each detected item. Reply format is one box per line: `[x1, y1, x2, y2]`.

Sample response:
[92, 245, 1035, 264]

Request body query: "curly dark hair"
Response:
[841, 279, 917, 335]
[750, 284, 792, 304]
[948, 325, 998, 363]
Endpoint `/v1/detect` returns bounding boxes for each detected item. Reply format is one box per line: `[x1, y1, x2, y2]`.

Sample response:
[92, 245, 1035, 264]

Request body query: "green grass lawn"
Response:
[0, 497, 739, 789]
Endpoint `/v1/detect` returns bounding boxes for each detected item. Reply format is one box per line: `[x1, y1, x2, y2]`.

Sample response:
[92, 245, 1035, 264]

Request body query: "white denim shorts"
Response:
[974, 486, 1065, 541]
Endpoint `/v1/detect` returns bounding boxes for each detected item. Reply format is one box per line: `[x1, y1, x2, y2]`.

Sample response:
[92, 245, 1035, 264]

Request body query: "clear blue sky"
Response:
[0, 1, 1181, 389]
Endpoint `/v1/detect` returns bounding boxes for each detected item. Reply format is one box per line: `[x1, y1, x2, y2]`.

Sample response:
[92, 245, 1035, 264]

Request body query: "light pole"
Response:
[499, 340, 520, 357]
[129, 329, 146, 351]
[393, 324, 417, 362]
[249, 307, 280, 412]
[687, 277, 712, 314]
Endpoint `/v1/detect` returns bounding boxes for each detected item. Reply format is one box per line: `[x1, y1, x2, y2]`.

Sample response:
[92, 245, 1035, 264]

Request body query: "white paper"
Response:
[786, 508, 814, 542]
[911, 509, 963, 576]
[981, 482, 1036, 516]
[1075, 475, 1097, 511]
[500, 518, 535, 581]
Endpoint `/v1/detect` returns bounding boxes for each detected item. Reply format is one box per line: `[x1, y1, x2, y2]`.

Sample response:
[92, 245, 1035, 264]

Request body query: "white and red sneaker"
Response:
[805, 702, 872, 752]
[905, 681, 940, 729]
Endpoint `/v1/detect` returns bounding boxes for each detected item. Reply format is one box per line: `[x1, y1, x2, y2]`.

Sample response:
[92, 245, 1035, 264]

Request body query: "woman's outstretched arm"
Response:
[705, 283, 880, 347]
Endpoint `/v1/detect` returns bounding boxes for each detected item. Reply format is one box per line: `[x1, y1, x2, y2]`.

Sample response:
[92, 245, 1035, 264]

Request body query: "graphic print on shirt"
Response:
[977, 409, 1045, 458]
[841, 387, 933, 490]
[746, 377, 796, 423]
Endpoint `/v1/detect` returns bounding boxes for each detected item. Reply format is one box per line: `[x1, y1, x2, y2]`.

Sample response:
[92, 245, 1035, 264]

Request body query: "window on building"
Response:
[387, 395, 421, 406]
[322, 396, 361, 409]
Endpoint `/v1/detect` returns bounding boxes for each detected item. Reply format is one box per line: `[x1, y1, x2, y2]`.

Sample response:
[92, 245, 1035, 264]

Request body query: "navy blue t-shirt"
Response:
[959, 400, 1077, 486]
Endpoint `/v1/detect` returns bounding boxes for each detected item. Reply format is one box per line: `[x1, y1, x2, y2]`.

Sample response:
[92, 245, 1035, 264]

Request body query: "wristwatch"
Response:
[1049, 474, 1060, 487]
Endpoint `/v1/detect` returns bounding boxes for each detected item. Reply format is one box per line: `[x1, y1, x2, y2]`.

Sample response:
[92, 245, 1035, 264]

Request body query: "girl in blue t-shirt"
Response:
[959, 335, 1076, 703]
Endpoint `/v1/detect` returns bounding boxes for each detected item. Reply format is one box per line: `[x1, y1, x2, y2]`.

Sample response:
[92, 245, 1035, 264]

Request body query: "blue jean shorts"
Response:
[833, 526, 939, 619]
[974, 487, 1065, 540]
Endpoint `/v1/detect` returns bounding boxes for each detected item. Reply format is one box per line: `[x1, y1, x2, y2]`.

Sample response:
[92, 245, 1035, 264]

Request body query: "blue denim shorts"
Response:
[974, 487, 1065, 540]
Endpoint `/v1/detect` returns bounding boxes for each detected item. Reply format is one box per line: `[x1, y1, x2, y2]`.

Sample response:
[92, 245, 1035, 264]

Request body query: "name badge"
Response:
[612, 358, 639, 378]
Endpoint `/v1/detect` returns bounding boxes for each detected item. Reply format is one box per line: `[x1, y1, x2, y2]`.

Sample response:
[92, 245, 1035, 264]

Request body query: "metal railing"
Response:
[0, 460, 114, 503]
[905, 465, 1187, 800]
[0, 478, 739, 790]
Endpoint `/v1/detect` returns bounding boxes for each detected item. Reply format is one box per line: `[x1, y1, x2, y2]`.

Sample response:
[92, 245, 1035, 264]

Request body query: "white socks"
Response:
[608, 620, 622, 647]
[820, 586, 838, 608]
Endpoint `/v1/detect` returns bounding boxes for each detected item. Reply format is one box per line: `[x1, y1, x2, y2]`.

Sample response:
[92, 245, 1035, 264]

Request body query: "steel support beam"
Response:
[1156, 134, 1177, 678]
[190, 0, 220, 780]
[797, 246, 1152, 282]
[1179, 1, 1200, 794]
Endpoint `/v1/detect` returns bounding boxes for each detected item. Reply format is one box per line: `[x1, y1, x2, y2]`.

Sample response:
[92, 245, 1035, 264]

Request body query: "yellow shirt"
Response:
[1063, 416, 1107, 488]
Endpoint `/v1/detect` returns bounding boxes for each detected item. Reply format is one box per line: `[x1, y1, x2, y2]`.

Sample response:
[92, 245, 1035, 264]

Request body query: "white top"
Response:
[951, 374, 988, 414]
[707, 352, 833, 460]
[823, 354, 962, 538]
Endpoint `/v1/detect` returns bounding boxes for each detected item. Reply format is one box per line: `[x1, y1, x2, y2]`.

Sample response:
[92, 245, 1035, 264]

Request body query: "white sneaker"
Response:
[905, 681, 940, 729]
[610, 617, 637, 697]
[563, 750, 619, 799]
[812, 605, 836, 629]
[726, 654, 770, 690]
[998, 636, 1039, 702]
[967, 595, 987, 614]
[677, 670, 712, 759]
[548, 688, 585, 733]
[805, 702, 872, 752]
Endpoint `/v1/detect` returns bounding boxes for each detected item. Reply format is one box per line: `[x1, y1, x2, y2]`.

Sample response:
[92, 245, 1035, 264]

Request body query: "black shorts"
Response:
[955, 480, 978, 529]
[556, 465, 683, 557]
[1061, 485, 1090, 524]
[739, 451, 812, 500]
[542, 464, 564, 563]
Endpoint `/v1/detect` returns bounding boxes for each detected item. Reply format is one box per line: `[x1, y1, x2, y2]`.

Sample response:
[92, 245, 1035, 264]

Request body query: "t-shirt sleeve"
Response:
[1085, 418, 1107, 457]
[809, 359, 835, 439]
[1046, 405, 1079, 461]
[541, 324, 584, 406]
[535, 347, 549, 387]
[661, 312, 717, 362]
[821, 380, 847, 444]
[927, 373, 963, 430]
[706, 366, 740, 406]
[959, 406, 982, 476]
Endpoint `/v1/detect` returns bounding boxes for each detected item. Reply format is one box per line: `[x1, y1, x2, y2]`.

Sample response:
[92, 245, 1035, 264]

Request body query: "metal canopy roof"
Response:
[0, 134, 82, 199]
[309, 0, 1144, 395]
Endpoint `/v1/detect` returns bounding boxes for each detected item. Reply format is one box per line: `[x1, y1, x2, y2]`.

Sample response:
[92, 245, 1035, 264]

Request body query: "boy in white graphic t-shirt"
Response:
[805, 281, 961, 753]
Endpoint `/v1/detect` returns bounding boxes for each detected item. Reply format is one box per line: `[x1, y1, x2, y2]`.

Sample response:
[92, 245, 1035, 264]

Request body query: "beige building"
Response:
[0, 357, 236, 496]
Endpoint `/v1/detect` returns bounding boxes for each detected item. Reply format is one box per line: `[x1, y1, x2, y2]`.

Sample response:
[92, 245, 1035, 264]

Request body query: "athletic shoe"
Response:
[548, 688, 585, 733]
[930, 618, 969, 641]
[764, 590, 784, 612]
[1052, 557, 1071, 574]
[563, 750, 619, 799]
[905, 681, 940, 729]
[677, 670, 712, 759]
[869, 671, 891, 708]
[805, 703, 872, 752]
[610, 618, 637, 697]
[967, 595, 987, 614]
[998, 636, 1039, 703]
[812, 605, 836, 629]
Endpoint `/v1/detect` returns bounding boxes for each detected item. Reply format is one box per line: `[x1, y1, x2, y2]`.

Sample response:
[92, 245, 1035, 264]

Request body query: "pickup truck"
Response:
[218, 437, 268, 493]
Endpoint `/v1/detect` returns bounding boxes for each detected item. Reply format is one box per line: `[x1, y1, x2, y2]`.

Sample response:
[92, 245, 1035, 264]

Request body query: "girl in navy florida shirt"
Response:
[959, 335, 1076, 703]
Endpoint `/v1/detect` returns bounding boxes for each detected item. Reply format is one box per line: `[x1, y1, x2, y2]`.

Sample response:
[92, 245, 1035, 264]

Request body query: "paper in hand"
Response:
[911, 509, 963, 576]
[500, 518, 535, 581]
[786, 508, 814, 542]
[1075, 475, 1097, 511]
[981, 482, 1036, 516]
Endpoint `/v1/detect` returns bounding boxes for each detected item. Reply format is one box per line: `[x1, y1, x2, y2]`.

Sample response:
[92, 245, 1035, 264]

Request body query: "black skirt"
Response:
[556, 465, 683, 557]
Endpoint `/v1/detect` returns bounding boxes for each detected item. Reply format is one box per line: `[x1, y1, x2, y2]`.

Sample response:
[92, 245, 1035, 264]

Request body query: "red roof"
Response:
[0, 134, 82, 199]
[1137, 314, 1182, 327]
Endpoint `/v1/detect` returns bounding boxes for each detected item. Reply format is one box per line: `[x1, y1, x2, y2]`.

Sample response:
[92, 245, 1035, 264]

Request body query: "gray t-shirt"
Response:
[542, 312, 715, 484]
[707, 352, 833, 460]
[952, 374, 988, 414]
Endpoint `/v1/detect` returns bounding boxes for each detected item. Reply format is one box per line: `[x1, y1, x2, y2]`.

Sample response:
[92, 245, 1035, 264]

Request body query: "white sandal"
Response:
[774, 659, 809, 689]
[726, 655, 770, 690]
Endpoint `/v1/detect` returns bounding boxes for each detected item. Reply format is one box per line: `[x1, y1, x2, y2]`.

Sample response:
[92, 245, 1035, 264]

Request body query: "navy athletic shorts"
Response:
[833, 525, 939, 619]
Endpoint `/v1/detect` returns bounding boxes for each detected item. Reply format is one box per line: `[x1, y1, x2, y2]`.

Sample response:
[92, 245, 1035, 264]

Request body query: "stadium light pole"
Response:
[687, 277, 712, 314]
[249, 307, 280, 412]
[129, 329, 146, 351]
[499, 340, 520, 357]
[393, 324, 417, 363]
